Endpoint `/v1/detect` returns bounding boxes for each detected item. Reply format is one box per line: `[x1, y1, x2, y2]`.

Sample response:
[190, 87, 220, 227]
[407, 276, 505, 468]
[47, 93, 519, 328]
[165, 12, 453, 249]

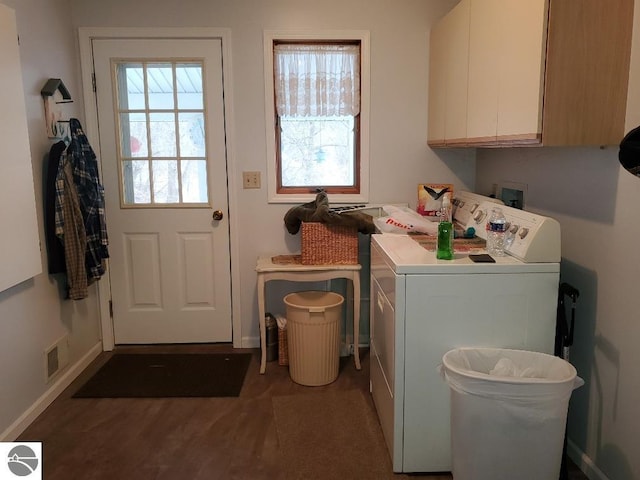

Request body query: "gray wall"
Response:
[0, 0, 102, 439]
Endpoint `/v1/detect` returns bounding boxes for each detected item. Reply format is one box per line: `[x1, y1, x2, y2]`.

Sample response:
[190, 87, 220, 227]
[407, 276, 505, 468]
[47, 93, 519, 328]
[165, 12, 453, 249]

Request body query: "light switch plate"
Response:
[243, 171, 261, 189]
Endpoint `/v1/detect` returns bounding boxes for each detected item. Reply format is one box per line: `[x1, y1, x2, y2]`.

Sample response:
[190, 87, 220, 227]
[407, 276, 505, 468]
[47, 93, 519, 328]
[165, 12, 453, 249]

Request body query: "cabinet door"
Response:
[542, 0, 633, 145]
[467, 0, 547, 144]
[466, 0, 500, 144]
[427, 20, 446, 146]
[496, 0, 548, 142]
[429, 0, 631, 147]
[442, 0, 470, 145]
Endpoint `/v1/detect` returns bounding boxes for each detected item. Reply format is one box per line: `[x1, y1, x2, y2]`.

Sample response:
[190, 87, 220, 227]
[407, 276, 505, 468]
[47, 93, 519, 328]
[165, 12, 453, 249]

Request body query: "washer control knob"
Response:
[469, 203, 479, 213]
[519, 227, 529, 239]
[473, 209, 485, 223]
[509, 224, 519, 234]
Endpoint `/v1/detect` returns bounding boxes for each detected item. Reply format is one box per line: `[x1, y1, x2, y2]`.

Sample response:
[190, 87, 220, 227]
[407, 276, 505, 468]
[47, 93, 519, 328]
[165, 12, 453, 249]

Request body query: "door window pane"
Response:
[147, 64, 174, 109]
[152, 160, 179, 203]
[176, 63, 203, 109]
[122, 160, 151, 204]
[178, 112, 206, 157]
[115, 61, 209, 206]
[119, 112, 148, 158]
[117, 63, 145, 109]
[149, 112, 177, 157]
[181, 160, 208, 202]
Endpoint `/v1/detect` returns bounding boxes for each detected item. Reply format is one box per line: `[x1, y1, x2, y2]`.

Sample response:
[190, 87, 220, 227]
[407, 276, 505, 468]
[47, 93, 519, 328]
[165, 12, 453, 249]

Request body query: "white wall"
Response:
[0, 0, 102, 439]
[476, 5, 640, 479]
[69, 0, 475, 346]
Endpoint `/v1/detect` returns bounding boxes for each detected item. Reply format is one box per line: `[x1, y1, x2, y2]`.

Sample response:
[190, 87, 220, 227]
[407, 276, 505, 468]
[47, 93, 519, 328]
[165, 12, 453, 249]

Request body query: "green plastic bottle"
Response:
[436, 195, 454, 260]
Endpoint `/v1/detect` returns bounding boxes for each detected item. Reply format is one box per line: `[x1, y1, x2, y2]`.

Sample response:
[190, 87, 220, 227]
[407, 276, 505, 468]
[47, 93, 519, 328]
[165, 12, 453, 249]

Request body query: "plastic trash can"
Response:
[441, 347, 583, 480]
[283, 291, 344, 386]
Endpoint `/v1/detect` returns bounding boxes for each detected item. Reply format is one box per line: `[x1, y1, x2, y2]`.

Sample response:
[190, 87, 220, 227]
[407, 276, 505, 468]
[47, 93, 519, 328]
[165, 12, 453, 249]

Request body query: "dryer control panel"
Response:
[452, 191, 503, 227]
[458, 200, 561, 263]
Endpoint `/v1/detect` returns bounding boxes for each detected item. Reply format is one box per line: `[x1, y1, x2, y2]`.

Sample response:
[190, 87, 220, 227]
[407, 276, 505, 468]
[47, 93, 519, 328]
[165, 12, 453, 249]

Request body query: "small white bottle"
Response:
[486, 207, 507, 256]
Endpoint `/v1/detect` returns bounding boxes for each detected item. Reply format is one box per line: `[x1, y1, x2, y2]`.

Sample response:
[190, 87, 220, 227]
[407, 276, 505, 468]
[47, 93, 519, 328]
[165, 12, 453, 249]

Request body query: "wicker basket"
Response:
[278, 327, 289, 366]
[301, 222, 359, 265]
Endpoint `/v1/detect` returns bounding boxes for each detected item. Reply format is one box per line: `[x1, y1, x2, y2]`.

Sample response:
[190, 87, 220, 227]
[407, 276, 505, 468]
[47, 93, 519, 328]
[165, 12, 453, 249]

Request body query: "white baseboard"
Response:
[0, 342, 102, 442]
[242, 335, 260, 349]
[241, 335, 370, 352]
[567, 439, 610, 480]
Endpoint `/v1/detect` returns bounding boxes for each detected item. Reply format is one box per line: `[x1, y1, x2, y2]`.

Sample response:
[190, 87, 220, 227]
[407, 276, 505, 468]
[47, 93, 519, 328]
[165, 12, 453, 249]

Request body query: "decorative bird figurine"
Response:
[419, 184, 452, 217]
[423, 184, 451, 200]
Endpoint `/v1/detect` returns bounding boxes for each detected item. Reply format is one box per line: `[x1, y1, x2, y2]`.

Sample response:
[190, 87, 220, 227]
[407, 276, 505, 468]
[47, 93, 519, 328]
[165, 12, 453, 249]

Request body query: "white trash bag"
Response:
[441, 347, 583, 480]
[374, 205, 438, 235]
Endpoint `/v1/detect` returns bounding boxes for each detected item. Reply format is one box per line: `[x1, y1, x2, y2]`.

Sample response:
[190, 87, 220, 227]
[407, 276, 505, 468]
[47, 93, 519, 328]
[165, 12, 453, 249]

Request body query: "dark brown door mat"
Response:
[73, 353, 252, 398]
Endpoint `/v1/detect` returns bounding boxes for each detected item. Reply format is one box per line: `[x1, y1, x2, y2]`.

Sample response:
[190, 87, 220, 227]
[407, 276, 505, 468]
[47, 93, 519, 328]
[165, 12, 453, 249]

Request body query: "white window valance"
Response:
[274, 43, 360, 117]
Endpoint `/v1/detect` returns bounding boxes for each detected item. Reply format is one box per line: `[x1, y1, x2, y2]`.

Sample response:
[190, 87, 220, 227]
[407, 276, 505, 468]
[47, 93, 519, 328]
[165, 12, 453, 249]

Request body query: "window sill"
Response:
[268, 192, 369, 204]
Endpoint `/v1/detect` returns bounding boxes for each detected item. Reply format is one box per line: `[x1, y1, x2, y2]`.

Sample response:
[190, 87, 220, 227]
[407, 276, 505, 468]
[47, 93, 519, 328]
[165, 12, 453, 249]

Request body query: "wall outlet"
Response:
[499, 181, 528, 209]
[243, 171, 261, 189]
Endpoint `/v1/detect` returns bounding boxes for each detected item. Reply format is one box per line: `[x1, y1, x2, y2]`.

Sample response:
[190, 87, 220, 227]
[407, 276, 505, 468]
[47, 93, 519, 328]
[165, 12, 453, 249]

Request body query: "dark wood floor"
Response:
[19, 345, 586, 479]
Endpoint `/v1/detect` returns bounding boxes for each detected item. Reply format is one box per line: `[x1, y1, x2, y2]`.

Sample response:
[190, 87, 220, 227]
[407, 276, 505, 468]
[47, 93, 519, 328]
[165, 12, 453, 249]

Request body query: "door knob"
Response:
[212, 209, 224, 221]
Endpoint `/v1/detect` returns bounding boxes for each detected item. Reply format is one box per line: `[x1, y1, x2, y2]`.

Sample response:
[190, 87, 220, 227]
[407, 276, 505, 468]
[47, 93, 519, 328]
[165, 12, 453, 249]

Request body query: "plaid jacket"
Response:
[55, 118, 109, 298]
[55, 154, 88, 299]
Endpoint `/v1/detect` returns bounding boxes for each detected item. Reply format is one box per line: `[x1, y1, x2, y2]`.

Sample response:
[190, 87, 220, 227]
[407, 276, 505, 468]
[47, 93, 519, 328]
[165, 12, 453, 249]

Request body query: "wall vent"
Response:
[44, 334, 69, 383]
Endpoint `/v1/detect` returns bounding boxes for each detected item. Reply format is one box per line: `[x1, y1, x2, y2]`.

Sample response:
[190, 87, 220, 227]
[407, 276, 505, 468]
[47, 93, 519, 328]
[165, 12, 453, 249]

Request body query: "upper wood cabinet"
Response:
[428, 0, 634, 148]
[427, 0, 470, 147]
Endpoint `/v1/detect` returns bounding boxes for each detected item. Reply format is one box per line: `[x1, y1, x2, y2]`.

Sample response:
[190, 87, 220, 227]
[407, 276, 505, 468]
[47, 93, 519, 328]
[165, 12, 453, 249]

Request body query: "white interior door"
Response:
[92, 38, 232, 344]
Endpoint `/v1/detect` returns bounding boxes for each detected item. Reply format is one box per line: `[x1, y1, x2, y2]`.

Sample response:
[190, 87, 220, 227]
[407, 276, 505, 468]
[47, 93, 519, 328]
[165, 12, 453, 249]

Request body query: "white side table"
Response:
[256, 255, 362, 374]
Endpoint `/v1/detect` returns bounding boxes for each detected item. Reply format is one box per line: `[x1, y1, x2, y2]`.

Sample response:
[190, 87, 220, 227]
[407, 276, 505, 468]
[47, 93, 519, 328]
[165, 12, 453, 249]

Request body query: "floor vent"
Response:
[45, 335, 69, 383]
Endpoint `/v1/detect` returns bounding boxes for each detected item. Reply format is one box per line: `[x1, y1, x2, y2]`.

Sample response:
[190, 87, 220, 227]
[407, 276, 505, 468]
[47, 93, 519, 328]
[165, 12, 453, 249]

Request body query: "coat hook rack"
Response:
[41, 78, 73, 139]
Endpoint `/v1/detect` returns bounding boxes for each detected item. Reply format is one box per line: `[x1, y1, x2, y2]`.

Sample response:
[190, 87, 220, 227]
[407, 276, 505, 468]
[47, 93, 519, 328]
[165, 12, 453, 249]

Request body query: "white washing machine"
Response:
[369, 192, 561, 473]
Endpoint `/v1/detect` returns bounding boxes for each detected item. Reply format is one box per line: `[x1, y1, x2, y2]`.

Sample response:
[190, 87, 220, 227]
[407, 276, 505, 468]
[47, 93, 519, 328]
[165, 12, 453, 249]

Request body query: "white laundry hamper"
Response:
[441, 347, 583, 480]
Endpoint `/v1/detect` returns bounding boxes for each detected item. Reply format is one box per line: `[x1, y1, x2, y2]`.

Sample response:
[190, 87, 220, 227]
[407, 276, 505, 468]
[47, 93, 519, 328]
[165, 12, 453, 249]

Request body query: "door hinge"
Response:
[109, 300, 113, 317]
[92, 73, 96, 93]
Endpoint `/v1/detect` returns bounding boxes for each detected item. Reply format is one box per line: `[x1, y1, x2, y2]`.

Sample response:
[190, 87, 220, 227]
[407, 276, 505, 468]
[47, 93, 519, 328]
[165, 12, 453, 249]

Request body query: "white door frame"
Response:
[78, 27, 242, 350]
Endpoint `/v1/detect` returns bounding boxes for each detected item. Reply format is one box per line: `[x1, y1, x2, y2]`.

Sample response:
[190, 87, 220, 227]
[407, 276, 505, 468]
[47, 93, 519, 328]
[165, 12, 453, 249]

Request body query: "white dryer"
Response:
[369, 192, 561, 473]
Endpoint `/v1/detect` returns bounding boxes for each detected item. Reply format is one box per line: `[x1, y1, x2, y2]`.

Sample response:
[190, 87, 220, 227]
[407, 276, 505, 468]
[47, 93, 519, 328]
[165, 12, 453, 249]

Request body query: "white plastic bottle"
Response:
[486, 207, 507, 256]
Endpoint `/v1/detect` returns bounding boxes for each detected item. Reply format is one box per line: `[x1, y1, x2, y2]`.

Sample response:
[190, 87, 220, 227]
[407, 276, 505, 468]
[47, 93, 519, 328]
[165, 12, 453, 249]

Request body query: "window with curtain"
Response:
[273, 41, 362, 195]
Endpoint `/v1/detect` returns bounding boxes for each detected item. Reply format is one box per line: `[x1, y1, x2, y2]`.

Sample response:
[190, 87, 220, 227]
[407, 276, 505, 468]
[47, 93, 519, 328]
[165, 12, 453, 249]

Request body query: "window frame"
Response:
[264, 30, 370, 204]
[112, 58, 211, 208]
